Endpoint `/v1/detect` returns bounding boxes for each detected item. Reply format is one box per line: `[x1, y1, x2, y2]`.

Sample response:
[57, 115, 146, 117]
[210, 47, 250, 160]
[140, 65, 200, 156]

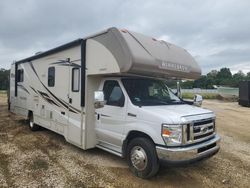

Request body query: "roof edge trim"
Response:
[15, 39, 83, 64]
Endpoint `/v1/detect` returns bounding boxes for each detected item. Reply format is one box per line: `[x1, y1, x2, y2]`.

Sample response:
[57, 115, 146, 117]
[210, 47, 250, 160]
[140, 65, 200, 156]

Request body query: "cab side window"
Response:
[103, 80, 125, 107]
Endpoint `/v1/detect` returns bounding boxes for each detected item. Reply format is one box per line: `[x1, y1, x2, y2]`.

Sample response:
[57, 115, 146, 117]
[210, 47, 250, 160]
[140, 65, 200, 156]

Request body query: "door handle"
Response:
[128, 113, 137, 117]
[69, 98, 72, 104]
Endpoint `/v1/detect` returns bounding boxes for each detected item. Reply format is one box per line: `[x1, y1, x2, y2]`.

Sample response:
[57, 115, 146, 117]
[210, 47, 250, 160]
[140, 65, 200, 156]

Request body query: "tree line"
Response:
[0, 67, 249, 90]
[0, 68, 10, 90]
[184, 68, 250, 89]
[167, 67, 250, 89]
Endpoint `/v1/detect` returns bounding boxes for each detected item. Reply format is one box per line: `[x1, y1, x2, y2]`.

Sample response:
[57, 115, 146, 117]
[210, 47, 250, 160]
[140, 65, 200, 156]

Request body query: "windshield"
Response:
[122, 78, 184, 106]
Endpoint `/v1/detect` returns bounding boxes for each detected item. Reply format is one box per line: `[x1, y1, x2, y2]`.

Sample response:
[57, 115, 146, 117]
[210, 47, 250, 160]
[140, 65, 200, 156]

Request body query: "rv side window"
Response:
[48, 67, 55, 87]
[72, 68, 80, 92]
[17, 69, 24, 82]
[103, 80, 125, 107]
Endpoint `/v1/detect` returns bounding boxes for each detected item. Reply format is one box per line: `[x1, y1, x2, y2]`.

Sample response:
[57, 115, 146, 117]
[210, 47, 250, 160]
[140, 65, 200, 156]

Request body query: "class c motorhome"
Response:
[9, 27, 220, 178]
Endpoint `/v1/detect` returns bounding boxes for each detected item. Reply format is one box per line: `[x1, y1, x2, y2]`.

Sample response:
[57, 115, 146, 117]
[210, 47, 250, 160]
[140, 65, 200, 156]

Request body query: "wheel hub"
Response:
[29, 117, 34, 128]
[130, 146, 148, 171]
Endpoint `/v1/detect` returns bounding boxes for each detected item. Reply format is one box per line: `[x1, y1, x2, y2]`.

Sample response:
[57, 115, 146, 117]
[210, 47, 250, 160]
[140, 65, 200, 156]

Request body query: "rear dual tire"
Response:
[127, 137, 159, 179]
[28, 113, 40, 131]
[8, 100, 10, 111]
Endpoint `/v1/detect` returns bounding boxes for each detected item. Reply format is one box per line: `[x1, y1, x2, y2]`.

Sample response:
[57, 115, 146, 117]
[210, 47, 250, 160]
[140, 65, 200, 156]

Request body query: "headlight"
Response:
[162, 124, 182, 146]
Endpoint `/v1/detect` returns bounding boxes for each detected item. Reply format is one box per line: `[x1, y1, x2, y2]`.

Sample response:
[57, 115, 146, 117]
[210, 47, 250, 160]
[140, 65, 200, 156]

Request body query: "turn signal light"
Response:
[162, 129, 171, 136]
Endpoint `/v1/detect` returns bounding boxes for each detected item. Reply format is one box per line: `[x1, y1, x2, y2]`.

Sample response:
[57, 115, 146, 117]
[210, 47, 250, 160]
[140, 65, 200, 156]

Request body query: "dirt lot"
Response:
[0, 93, 249, 188]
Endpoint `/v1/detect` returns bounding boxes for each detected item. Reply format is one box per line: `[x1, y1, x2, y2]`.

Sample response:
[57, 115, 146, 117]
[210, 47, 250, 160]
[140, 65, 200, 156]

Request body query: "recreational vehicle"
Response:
[9, 28, 220, 178]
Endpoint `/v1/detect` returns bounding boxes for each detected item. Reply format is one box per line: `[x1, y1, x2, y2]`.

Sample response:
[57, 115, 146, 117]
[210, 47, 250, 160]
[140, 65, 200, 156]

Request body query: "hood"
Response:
[138, 104, 214, 124]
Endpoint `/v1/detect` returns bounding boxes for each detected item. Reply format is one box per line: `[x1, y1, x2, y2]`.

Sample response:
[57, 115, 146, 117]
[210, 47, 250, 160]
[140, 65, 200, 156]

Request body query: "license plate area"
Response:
[198, 143, 216, 153]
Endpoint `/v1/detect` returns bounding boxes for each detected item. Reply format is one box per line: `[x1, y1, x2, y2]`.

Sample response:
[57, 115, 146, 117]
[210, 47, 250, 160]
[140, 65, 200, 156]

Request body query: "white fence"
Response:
[171, 89, 218, 94]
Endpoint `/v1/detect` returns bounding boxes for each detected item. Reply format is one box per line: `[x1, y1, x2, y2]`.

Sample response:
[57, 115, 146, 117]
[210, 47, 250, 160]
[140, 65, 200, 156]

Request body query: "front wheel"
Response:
[28, 113, 40, 131]
[127, 137, 159, 179]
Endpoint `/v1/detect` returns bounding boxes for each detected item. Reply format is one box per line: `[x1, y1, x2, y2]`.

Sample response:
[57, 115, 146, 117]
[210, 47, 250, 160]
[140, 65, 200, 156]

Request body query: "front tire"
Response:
[28, 113, 40, 131]
[127, 137, 159, 179]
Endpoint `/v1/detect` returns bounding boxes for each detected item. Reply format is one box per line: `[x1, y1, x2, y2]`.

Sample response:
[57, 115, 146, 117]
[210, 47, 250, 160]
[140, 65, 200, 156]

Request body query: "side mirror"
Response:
[193, 94, 203, 107]
[94, 91, 105, 109]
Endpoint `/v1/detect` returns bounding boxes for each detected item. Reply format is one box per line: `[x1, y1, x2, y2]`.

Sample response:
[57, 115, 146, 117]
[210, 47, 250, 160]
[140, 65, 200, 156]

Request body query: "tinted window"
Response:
[72, 68, 80, 92]
[103, 81, 125, 107]
[48, 67, 55, 87]
[17, 69, 24, 82]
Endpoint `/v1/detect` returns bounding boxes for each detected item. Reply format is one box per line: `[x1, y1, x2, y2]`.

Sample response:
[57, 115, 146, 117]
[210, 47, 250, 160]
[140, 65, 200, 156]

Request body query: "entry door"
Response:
[96, 80, 126, 150]
[67, 65, 82, 146]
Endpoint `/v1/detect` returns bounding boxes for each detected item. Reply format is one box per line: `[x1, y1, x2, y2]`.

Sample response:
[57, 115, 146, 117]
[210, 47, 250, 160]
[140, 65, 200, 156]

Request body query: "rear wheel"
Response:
[28, 112, 40, 131]
[127, 137, 159, 179]
[8, 100, 10, 111]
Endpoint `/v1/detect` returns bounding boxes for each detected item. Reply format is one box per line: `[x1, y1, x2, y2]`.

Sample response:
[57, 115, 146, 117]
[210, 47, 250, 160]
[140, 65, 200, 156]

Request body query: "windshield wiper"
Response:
[170, 100, 185, 104]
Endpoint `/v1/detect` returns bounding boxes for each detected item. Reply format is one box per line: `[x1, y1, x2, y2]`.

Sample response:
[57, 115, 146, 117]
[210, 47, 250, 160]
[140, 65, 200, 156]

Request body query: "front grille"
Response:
[193, 119, 215, 141]
[183, 118, 215, 144]
[194, 131, 214, 140]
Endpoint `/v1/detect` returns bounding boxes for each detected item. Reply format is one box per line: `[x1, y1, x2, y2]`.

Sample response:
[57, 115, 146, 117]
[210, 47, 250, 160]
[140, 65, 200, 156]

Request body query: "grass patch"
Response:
[0, 153, 12, 186]
[0, 153, 9, 175]
[67, 178, 86, 188]
[31, 158, 49, 171]
[182, 92, 219, 100]
[0, 91, 7, 98]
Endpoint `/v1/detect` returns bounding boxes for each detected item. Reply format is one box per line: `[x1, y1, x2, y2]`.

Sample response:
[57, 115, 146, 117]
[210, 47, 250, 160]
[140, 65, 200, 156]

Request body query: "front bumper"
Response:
[156, 134, 220, 164]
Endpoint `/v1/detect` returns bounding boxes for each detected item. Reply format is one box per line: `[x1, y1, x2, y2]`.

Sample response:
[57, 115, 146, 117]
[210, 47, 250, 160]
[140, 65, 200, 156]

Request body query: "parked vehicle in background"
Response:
[239, 81, 250, 107]
[9, 27, 220, 178]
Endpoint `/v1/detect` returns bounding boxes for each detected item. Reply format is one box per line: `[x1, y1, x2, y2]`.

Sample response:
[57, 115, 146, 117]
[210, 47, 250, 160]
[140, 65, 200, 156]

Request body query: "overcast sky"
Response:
[0, 0, 250, 74]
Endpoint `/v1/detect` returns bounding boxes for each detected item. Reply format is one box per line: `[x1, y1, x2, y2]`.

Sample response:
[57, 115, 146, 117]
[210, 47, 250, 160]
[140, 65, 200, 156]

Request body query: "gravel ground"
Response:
[0, 93, 249, 187]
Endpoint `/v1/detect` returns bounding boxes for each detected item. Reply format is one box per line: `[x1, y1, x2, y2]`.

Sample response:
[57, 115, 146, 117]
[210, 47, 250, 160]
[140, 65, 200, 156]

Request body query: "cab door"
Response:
[95, 80, 126, 152]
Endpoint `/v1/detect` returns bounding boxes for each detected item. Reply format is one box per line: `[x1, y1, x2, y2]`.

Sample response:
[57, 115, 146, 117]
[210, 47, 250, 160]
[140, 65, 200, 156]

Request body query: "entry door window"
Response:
[103, 81, 125, 107]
